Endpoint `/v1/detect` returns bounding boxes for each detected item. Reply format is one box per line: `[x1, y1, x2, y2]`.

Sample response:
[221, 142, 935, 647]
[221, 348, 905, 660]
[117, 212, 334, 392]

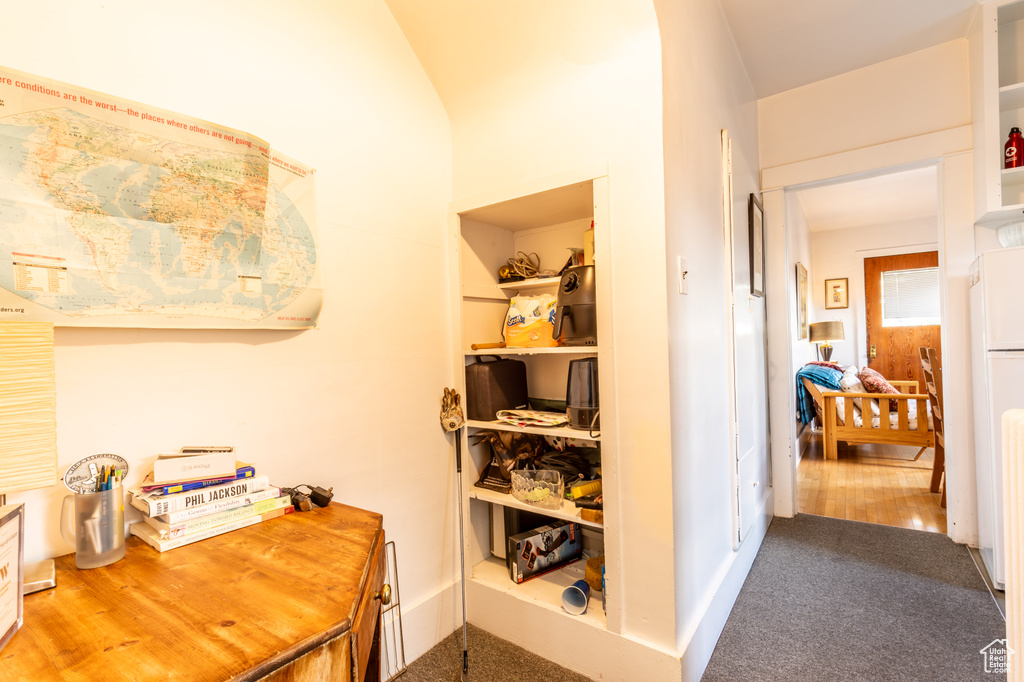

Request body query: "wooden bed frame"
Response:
[801, 377, 934, 460]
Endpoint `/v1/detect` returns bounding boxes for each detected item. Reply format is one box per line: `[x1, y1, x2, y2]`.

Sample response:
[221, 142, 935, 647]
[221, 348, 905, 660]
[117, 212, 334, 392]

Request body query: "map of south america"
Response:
[0, 67, 321, 329]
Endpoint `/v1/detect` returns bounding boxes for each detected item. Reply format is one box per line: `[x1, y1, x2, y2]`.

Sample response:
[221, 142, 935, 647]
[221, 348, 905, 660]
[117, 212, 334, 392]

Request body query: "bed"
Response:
[801, 376, 934, 460]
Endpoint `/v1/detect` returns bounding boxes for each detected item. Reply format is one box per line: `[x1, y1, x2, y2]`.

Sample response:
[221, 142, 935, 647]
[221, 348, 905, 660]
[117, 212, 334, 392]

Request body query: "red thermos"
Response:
[1006, 127, 1024, 169]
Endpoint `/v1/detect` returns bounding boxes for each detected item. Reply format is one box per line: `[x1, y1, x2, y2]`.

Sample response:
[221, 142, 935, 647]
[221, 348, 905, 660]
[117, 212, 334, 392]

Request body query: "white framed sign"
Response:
[0, 504, 24, 653]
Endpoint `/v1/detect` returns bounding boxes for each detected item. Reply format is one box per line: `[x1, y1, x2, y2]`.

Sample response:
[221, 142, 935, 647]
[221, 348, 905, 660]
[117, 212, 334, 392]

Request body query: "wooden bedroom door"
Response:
[864, 251, 941, 392]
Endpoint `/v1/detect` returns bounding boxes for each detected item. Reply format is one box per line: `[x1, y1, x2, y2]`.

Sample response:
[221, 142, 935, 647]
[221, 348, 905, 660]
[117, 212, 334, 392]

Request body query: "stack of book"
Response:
[128, 447, 292, 552]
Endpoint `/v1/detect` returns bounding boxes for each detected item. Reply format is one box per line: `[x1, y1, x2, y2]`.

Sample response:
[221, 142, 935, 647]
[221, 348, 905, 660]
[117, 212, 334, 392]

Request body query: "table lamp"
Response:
[0, 322, 58, 593]
[809, 320, 844, 362]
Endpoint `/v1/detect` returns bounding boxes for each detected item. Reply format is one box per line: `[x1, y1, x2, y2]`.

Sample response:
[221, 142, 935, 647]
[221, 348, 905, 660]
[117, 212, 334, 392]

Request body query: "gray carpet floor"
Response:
[400, 515, 1006, 681]
[398, 623, 591, 682]
[703, 515, 1006, 681]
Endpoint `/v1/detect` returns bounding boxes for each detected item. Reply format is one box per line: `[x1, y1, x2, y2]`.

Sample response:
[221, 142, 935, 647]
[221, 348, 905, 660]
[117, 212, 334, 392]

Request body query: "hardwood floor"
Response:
[797, 431, 946, 534]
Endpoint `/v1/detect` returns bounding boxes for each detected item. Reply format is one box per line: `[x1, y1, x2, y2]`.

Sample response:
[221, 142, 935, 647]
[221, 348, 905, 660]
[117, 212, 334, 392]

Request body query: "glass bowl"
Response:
[510, 470, 563, 510]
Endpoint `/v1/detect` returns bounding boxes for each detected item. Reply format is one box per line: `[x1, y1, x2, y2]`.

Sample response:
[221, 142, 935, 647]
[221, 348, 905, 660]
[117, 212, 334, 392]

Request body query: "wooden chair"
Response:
[919, 347, 946, 508]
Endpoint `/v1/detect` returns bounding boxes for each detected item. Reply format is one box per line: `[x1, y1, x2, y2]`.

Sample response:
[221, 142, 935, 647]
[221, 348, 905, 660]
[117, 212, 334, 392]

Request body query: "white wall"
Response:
[439, 1, 676, 655]
[785, 192, 814, 461]
[809, 216, 939, 370]
[657, 0, 770, 678]
[787, 193, 815, 368]
[1, 0, 458, 659]
[759, 40, 971, 171]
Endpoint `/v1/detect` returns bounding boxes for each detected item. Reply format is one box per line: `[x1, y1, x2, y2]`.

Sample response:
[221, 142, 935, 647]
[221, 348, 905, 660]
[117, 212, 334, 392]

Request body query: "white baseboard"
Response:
[680, 490, 773, 681]
[395, 579, 462, 668]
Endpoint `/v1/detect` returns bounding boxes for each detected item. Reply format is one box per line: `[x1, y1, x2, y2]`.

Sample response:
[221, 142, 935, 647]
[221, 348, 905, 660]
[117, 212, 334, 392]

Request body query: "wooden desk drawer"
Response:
[351, 529, 386, 682]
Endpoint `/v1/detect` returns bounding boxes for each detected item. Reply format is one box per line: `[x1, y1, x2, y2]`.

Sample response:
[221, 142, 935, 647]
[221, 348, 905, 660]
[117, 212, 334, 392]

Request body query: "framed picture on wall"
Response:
[824, 277, 849, 309]
[796, 263, 808, 339]
[748, 193, 764, 297]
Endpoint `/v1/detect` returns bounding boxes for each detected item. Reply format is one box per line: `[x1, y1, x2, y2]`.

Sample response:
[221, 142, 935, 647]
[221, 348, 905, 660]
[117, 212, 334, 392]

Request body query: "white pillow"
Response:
[839, 368, 880, 416]
[839, 367, 863, 392]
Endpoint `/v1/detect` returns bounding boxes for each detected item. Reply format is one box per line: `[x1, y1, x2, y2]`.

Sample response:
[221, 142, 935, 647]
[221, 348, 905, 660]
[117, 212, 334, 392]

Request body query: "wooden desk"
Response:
[0, 502, 387, 681]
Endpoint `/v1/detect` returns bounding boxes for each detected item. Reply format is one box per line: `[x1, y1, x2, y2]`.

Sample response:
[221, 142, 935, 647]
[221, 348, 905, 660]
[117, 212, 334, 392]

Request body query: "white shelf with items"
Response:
[448, 164, 617, 635]
[464, 346, 597, 356]
[496, 276, 561, 292]
[466, 418, 600, 441]
[468, 486, 603, 530]
[462, 276, 561, 305]
[471, 556, 607, 629]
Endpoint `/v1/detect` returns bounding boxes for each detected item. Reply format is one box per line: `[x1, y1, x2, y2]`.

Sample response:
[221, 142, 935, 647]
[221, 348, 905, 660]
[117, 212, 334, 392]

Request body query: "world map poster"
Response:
[0, 66, 322, 329]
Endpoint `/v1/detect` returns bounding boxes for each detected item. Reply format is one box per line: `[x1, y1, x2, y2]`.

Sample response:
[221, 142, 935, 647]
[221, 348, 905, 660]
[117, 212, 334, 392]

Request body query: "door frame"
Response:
[761, 128, 977, 545]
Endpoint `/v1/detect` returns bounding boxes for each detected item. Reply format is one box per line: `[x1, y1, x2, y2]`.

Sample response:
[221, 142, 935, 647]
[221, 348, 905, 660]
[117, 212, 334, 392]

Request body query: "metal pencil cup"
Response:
[60, 486, 126, 569]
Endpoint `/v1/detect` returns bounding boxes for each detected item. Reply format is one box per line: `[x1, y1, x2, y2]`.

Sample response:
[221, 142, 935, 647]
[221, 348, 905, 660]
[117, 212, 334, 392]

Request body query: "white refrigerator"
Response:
[969, 245, 1024, 590]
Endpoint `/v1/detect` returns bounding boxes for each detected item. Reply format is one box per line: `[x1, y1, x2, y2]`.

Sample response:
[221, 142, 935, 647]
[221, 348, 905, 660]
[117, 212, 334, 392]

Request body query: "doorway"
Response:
[780, 166, 947, 534]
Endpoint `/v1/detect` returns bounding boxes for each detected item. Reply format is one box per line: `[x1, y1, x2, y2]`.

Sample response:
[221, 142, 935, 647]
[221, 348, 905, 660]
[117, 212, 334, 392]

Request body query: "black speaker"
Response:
[464, 355, 528, 421]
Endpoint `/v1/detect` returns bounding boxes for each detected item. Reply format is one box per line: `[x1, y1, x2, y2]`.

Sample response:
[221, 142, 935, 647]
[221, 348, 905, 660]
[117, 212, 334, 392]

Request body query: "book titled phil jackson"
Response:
[158, 487, 283, 524]
[129, 475, 269, 516]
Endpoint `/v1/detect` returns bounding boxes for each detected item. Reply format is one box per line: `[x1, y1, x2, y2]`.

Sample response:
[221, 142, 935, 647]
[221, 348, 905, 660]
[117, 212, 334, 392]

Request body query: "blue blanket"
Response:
[796, 364, 843, 424]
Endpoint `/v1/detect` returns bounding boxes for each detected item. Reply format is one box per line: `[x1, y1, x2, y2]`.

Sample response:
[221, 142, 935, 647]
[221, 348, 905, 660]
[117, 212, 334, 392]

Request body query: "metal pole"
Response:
[439, 387, 469, 680]
[455, 431, 468, 679]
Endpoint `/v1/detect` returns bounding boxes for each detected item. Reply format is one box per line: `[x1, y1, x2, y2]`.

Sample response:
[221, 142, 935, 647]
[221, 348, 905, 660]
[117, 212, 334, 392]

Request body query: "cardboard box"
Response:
[507, 521, 582, 584]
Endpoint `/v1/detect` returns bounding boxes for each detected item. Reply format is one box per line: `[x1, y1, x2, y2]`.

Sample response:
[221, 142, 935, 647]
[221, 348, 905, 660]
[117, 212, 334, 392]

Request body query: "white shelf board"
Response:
[469, 485, 603, 529]
[466, 418, 601, 441]
[1000, 81, 1024, 111]
[461, 283, 505, 300]
[496, 276, 561, 292]
[1003, 165, 1024, 180]
[977, 201, 1024, 227]
[472, 556, 607, 630]
[464, 346, 598, 356]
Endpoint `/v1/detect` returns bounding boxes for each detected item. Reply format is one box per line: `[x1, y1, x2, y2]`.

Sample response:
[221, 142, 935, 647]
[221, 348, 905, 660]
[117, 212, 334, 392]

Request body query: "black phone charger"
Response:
[283, 484, 334, 511]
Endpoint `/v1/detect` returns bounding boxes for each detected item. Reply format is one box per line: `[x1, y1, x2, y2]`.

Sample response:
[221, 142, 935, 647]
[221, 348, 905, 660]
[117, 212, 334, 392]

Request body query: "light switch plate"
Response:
[677, 256, 688, 295]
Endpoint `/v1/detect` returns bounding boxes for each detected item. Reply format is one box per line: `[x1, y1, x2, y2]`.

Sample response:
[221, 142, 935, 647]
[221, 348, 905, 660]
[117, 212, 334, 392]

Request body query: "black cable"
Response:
[282, 483, 334, 510]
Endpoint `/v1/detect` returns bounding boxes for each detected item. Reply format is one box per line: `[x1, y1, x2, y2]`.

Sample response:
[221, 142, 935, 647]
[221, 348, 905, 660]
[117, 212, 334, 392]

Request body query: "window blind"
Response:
[881, 267, 940, 327]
